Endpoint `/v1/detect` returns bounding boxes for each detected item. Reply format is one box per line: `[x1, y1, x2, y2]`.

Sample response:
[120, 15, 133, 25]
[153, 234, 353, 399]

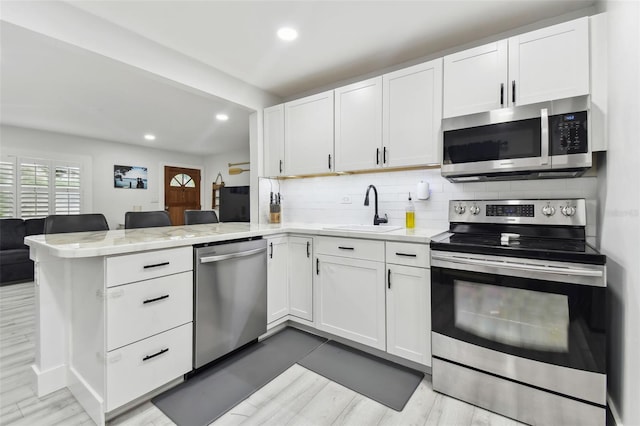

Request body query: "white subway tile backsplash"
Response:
[259, 171, 598, 234]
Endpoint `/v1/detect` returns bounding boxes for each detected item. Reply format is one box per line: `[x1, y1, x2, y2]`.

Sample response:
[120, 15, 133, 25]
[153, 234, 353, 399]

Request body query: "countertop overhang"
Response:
[25, 222, 446, 258]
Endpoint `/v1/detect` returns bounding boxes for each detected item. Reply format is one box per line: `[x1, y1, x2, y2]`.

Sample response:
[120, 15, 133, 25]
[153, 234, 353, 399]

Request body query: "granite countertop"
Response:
[24, 222, 446, 258]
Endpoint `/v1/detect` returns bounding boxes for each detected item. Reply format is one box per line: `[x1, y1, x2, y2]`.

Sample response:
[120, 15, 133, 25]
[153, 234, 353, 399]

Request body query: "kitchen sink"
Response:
[323, 225, 403, 233]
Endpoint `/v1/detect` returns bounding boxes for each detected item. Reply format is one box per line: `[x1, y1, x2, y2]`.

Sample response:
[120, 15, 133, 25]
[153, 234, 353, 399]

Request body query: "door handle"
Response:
[383, 147, 388, 164]
[500, 83, 504, 107]
[200, 247, 266, 263]
[270, 242, 273, 258]
[387, 269, 391, 289]
[512, 80, 516, 104]
[142, 348, 169, 362]
[143, 262, 170, 269]
[306, 241, 310, 258]
[328, 154, 332, 170]
[376, 148, 380, 165]
[279, 160, 283, 174]
[143, 294, 170, 305]
[316, 258, 319, 275]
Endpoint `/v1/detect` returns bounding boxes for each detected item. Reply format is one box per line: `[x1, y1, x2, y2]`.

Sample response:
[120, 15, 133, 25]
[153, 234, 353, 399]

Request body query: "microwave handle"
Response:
[540, 108, 549, 166]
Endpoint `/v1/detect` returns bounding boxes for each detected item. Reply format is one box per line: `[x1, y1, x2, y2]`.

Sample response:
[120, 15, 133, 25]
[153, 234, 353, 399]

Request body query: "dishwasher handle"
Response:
[199, 247, 266, 264]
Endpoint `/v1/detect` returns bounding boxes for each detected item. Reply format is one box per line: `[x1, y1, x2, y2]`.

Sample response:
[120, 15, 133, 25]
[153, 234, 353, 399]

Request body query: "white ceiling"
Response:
[1, 0, 597, 155]
[66, 0, 597, 98]
[0, 22, 252, 155]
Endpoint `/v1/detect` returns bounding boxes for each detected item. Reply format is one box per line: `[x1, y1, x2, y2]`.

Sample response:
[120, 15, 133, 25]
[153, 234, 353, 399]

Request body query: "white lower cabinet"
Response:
[288, 236, 313, 321]
[386, 264, 431, 365]
[106, 323, 192, 411]
[104, 247, 193, 413]
[316, 253, 386, 350]
[267, 236, 289, 323]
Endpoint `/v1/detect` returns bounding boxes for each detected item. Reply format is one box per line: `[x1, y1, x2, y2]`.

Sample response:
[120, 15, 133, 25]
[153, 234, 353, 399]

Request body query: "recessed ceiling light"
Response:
[216, 114, 229, 121]
[277, 27, 298, 41]
[144, 134, 156, 141]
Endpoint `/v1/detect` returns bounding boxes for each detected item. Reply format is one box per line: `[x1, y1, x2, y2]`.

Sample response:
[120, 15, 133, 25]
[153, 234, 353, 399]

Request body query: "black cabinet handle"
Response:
[142, 348, 168, 362]
[388, 269, 391, 289]
[269, 242, 273, 259]
[395, 252, 417, 258]
[143, 262, 169, 269]
[512, 80, 516, 104]
[383, 147, 388, 164]
[338, 246, 354, 250]
[143, 294, 169, 304]
[328, 154, 332, 170]
[500, 83, 504, 107]
[279, 160, 283, 174]
[376, 148, 380, 165]
[316, 258, 319, 275]
[306, 241, 310, 258]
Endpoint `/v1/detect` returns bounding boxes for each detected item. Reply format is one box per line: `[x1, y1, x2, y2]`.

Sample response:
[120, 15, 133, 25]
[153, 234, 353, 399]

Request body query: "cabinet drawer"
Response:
[315, 236, 384, 262]
[106, 246, 192, 287]
[386, 242, 430, 268]
[106, 323, 192, 412]
[106, 271, 193, 350]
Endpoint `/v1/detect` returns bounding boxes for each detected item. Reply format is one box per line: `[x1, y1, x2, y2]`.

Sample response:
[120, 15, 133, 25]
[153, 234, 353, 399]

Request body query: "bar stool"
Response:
[124, 211, 172, 229]
[184, 210, 219, 225]
[44, 214, 109, 234]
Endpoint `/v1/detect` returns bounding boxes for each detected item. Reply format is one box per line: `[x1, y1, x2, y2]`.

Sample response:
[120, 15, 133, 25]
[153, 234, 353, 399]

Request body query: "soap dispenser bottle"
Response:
[405, 192, 415, 229]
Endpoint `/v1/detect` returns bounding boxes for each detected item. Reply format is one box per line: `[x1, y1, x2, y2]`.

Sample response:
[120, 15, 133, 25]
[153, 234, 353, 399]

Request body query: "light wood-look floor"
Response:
[1, 281, 524, 426]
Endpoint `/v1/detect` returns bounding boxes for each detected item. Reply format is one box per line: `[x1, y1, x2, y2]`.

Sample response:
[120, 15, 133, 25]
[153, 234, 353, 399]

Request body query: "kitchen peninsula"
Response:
[25, 223, 443, 425]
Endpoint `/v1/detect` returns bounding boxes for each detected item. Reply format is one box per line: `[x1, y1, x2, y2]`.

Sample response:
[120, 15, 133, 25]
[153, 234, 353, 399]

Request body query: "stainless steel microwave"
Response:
[441, 97, 591, 182]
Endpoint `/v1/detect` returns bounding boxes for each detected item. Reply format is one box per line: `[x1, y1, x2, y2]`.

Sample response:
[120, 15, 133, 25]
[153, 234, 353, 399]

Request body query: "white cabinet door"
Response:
[334, 77, 382, 172]
[383, 59, 443, 167]
[386, 264, 430, 366]
[267, 236, 289, 323]
[509, 17, 589, 107]
[316, 254, 385, 350]
[443, 40, 508, 118]
[288, 236, 313, 321]
[264, 104, 285, 177]
[285, 90, 335, 175]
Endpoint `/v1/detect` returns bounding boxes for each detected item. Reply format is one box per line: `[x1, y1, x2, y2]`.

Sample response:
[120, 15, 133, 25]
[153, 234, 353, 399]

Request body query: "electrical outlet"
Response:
[340, 196, 352, 204]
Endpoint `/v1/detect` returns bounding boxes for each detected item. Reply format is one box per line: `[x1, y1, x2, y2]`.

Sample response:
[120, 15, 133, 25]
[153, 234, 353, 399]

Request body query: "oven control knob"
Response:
[561, 205, 576, 217]
[469, 204, 481, 215]
[541, 204, 556, 217]
[454, 203, 466, 215]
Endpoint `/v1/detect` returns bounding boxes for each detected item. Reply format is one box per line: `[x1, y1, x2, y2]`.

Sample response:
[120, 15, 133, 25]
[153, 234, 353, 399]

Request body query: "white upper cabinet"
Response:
[509, 17, 589, 107]
[443, 40, 508, 118]
[443, 17, 590, 118]
[334, 77, 383, 172]
[285, 90, 335, 175]
[264, 104, 285, 177]
[383, 59, 443, 167]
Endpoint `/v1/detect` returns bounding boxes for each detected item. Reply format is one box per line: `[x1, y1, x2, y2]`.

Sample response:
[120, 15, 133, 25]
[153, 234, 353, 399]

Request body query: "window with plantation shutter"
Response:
[55, 165, 81, 214]
[20, 160, 50, 218]
[0, 155, 85, 218]
[0, 159, 17, 218]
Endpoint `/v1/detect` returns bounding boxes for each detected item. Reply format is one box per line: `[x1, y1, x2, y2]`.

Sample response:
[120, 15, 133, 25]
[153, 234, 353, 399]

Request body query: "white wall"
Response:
[1, 125, 206, 229]
[261, 170, 599, 238]
[597, 2, 640, 425]
[203, 147, 250, 211]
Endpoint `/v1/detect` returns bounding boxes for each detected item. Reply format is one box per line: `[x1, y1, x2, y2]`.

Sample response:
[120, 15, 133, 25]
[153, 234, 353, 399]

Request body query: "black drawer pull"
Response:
[395, 252, 417, 257]
[338, 246, 354, 250]
[143, 262, 170, 269]
[142, 348, 169, 362]
[143, 294, 170, 304]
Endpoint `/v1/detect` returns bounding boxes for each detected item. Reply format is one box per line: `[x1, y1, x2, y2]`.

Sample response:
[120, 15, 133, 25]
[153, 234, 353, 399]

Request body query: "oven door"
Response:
[441, 109, 550, 178]
[431, 250, 606, 405]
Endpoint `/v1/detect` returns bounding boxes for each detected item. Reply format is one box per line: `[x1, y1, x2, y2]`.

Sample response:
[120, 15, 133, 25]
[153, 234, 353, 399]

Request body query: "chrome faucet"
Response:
[364, 185, 388, 225]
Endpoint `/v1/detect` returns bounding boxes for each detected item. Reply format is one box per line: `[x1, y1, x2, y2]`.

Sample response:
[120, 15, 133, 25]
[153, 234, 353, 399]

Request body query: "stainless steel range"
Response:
[430, 199, 606, 426]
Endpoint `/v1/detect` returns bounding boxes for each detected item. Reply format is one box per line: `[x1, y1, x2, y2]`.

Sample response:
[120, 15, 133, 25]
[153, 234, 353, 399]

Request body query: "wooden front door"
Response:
[164, 166, 201, 226]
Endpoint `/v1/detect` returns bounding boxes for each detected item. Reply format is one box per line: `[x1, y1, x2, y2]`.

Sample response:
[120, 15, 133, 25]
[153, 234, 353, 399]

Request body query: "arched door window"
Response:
[170, 173, 195, 188]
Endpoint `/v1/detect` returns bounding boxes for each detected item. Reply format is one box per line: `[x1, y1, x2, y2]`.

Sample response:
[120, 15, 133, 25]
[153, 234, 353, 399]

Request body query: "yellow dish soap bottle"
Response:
[405, 192, 415, 229]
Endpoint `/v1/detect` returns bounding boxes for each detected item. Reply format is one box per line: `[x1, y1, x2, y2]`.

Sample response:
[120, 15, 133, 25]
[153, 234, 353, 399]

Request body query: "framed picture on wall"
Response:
[114, 165, 147, 189]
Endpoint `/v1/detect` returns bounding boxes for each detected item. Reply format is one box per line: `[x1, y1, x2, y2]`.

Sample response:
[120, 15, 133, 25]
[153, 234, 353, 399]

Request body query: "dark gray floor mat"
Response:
[297, 340, 424, 411]
[152, 328, 327, 426]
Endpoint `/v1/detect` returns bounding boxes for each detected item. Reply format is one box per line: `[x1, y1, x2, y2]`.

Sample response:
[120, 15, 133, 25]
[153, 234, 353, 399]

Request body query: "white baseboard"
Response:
[608, 394, 623, 426]
[68, 367, 104, 426]
[32, 363, 66, 397]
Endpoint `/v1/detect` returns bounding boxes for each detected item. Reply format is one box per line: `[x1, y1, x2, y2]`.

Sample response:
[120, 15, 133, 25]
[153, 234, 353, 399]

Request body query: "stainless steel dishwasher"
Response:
[193, 238, 267, 369]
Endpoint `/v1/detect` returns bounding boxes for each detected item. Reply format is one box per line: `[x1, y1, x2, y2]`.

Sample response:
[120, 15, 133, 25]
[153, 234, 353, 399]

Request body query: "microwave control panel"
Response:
[549, 111, 588, 155]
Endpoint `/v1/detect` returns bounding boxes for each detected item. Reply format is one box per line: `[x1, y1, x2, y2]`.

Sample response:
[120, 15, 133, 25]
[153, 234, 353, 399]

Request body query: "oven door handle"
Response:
[431, 254, 603, 278]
